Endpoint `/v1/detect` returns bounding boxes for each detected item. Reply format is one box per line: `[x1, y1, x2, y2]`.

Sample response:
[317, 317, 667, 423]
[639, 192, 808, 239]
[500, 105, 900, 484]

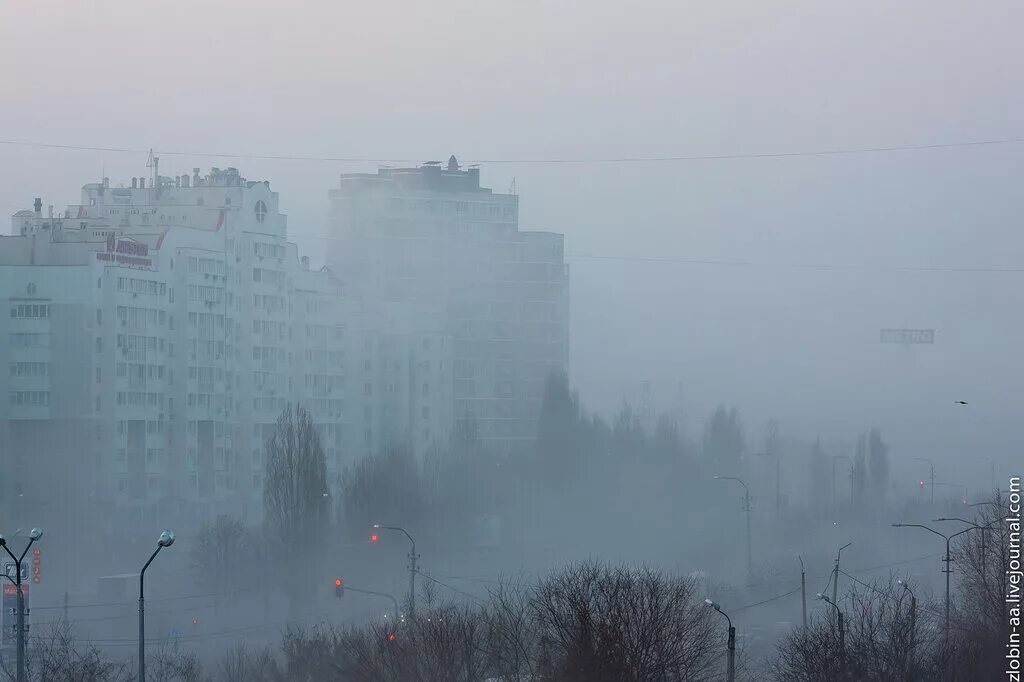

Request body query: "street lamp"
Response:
[897, 579, 917, 672]
[934, 516, 1000, 582]
[704, 599, 736, 682]
[912, 457, 936, 504]
[831, 541, 852, 604]
[0, 527, 43, 682]
[714, 476, 752, 574]
[816, 593, 845, 673]
[139, 530, 174, 682]
[372, 524, 419, 619]
[892, 522, 984, 641]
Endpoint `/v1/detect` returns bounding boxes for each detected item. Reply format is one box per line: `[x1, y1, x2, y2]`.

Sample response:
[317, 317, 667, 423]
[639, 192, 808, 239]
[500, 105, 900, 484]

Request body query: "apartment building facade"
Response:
[327, 157, 569, 454]
[0, 168, 363, 531]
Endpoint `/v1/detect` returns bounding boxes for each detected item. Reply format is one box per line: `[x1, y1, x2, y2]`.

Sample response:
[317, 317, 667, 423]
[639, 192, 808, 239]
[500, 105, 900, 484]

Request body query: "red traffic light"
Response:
[335, 577, 344, 598]
[370, 534, 379, 543]
[335, 578, 343, 587]
[388, 633, 396, 642]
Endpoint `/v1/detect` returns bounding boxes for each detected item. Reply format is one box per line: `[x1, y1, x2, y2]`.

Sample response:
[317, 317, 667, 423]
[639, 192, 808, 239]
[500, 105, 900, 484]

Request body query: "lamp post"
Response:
[714, 476, 752, 574]
[831, 541, 852, 605]
[0, 527, 43, 682]
[897, 579, 917, 676]
[934, 516, 1000, 584]
[831, 455, 852, 519]
[704, 599, 736, 682]
[817, 593, 845, 674]
[912, 457, 935, 504]
[139, 530, 175, 682]
[892, 522, 984, 641]
[372, 524, 419, 619]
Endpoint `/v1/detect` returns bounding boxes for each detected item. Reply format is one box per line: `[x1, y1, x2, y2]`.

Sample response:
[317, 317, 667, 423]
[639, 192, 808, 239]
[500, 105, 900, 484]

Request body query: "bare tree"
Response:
[530, 561, 718, 681]
[773, 576, 938, 681]
[3, 621, 130, 682]
[218, 643, 280, 682]
[263, 403, 330, 610]
[190, 514, 259, 599]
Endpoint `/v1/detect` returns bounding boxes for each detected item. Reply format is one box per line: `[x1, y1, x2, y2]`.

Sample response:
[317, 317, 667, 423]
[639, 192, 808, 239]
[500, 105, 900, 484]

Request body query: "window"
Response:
[95, 367, 102, 383]
[9, 391, 50, 406]
[9, 303, 50, 319]
[96, 309, 102, 325]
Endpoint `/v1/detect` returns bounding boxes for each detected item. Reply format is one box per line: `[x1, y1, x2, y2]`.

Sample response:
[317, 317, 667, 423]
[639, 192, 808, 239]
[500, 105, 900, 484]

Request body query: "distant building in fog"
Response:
[0, 166, 443, 531]
[327, 156, 570, 454]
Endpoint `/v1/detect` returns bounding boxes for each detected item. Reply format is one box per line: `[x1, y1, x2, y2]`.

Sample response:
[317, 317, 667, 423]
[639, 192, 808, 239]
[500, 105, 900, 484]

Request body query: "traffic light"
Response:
[334, 577, 344, 599]
[919, 480, 925, 489]
[388, 633, 396, 642]
[370, 533, 379, 543]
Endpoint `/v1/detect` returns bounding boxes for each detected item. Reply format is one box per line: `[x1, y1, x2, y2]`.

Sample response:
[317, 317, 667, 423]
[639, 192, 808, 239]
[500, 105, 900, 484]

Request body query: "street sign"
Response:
[880, 329, 934, 345]
[3, 564, 26, 582]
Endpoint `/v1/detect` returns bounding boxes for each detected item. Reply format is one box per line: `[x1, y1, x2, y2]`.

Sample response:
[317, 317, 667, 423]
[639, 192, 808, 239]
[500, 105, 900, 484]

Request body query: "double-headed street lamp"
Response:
[139, 530, 175, 682]
[891, 522, 988, 641]
[704, 599, 736, 682]
[935, 515, 999, 582]
[714, 476, 752, 574]
[0, 528, 43, 682]
[372, 524, 419, 619]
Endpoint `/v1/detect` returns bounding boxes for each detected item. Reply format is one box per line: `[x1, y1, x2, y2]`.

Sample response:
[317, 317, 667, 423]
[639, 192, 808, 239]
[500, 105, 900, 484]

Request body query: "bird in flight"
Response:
[954, 400, 968, 405]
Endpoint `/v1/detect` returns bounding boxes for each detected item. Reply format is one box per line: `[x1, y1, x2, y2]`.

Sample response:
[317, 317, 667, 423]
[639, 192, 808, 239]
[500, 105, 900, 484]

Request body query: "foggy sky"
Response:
[2, 0, 1022, 489]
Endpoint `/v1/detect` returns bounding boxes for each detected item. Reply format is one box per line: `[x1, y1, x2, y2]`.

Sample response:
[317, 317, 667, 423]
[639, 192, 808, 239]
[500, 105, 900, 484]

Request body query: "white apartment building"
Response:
[0, 167, 374, 533]
[328, 157, 569, 454]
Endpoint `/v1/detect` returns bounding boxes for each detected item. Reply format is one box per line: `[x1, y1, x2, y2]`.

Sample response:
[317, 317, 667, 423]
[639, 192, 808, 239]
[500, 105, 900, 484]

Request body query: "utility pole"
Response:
[832, 542, 852, 605]
[818, 594, 845, 677]
[913, 457, 935, 505]
[799, 556, 807, 632]
[373, 525, 419, 619]
[705, 600, 736, 682]
[892, 523, 985, 644]
[408, 548, 419, 620]
[898, 581, 917, 673]
[743, 489, 752, 574]
[0, 528, 42, 682]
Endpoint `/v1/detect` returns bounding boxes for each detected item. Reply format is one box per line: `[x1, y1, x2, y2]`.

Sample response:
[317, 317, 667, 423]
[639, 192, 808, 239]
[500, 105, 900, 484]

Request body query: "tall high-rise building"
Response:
[328, 157, 569, 454]
[0, 167, 371, 533]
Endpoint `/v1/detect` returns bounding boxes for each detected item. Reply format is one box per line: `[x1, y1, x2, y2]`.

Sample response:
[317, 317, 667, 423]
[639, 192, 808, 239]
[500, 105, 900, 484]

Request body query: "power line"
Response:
[417, 571, 487, 605]
[733, 585, 802, 613]
[290, 233, 1024, 275]
[563, 254, 1024, 274]
[1, 135, 1023, 165]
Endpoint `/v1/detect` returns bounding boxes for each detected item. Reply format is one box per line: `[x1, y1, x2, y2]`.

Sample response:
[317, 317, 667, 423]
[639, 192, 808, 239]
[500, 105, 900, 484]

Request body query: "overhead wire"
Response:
[1, 136, 1024, 164]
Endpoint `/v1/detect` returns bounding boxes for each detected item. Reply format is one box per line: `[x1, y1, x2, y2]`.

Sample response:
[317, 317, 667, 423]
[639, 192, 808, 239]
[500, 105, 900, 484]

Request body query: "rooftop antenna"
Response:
[146, 149, 159, 195]
[509, 177, 517, 195]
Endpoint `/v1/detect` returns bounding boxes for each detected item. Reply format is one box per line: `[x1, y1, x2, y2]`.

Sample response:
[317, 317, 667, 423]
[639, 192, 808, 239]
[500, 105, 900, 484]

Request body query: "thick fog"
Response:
[0, 1, 1021, 679]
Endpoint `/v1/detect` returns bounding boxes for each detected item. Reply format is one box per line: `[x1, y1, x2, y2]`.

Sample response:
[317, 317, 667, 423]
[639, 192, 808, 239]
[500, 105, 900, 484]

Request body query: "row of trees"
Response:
[16, 497, 1013, 681]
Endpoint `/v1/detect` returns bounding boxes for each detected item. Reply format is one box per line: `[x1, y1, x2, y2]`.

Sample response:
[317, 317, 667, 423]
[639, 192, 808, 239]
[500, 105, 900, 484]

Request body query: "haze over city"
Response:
[0, 2, 1021, 680]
